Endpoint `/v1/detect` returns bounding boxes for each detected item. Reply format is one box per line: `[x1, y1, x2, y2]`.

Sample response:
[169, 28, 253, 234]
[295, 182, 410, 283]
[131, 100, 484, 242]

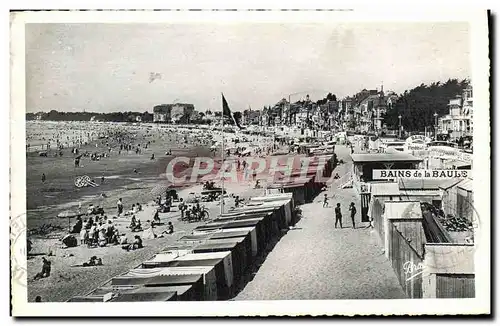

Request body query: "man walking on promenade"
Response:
[335, 203, 342, 228]
[323, 194, 329, 208]
[349, 202, 357, 229]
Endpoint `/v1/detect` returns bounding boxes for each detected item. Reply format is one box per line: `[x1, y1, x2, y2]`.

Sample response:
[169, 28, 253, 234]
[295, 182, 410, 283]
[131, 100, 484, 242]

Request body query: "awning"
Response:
[445, 159, 471, 168]
[457, 178, 473, 192]
[371, 182, 400, 196]
[438, 178, 463, 190]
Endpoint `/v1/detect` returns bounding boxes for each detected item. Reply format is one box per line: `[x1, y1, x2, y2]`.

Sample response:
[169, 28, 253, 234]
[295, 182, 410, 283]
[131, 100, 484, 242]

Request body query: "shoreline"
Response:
[25, 121, 276, 302]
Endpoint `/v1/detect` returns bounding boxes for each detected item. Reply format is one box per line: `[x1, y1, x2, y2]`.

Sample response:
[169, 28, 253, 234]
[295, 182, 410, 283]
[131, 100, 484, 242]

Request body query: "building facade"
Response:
[340, 86, 395, 134]
[153, 103, 195, 123]
[438, 85, 473, 139]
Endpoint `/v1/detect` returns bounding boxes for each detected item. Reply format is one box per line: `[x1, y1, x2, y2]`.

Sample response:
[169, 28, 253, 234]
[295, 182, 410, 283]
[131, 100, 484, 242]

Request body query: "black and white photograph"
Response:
[9, 9, 490, 316]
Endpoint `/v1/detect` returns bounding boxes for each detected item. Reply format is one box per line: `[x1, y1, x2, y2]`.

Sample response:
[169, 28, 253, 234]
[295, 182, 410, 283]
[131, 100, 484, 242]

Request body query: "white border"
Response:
[10, 9, 491, 317]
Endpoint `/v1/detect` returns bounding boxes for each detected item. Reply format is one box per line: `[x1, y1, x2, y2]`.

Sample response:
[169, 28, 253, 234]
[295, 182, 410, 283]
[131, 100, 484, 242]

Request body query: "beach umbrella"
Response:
[58, 210, 82, 231]
[57, 210, 81, 218]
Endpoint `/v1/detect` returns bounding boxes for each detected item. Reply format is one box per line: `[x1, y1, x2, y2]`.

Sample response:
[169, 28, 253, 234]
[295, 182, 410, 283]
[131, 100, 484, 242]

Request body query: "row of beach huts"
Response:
[68, 151, 337, 302]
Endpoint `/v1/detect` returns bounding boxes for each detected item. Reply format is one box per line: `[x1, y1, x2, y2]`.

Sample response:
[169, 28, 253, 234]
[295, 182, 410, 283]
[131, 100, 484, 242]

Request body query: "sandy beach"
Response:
[26, 121, 275, 302]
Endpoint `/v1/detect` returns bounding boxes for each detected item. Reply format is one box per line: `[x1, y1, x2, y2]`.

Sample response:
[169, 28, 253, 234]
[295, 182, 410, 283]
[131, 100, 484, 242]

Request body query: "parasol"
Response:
[58, 210, 83, 232]
[57, 210, 82, 218]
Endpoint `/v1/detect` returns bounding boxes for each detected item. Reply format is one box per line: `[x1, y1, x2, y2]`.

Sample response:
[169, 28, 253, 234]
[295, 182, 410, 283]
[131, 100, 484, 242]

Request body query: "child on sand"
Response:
[33, 257, 51, 280]
[80, 227, 87, 245]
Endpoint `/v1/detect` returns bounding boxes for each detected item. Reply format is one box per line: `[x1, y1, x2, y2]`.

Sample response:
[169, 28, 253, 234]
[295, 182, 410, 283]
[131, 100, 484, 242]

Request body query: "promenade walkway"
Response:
[235, 144, 406, 300]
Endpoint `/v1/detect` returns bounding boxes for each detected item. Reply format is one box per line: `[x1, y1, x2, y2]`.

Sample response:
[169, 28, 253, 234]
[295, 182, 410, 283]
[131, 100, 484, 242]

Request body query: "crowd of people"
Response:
[63, 193, 181, 253]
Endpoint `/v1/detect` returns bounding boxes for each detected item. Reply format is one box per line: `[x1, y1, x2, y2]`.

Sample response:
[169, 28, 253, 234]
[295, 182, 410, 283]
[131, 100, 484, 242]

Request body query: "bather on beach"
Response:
[122, 235, 143, 251]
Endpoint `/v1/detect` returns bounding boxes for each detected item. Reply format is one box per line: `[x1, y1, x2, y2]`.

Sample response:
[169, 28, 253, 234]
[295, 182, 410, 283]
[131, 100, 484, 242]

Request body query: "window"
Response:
[432, 200, 442, 209]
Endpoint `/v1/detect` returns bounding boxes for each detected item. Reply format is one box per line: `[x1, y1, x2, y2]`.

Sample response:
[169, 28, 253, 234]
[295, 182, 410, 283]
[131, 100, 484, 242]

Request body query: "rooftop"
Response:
[399, 179, 453, 190]
[370, 182, 400, 196]
[385, 201, 422, 219]
[351, 152, 422, 163]
[457, 178, 473, 192]
[438, 178, 463, 190]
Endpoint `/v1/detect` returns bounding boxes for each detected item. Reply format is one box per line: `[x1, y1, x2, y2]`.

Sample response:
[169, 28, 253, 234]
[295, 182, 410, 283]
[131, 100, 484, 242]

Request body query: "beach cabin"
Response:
[110, 274, 205, 300]
[90, 284, 198, 301]
[351, 152, 423, 183]
[210, 230, 257, 258]
[368, 182, 401, 242]
[130, 285, 195, 301]
[241, 201, 288, 230]
[439, 178, 474, 223]
[121, 267, 218, 301]
[219, 226, 262, 256]
[68, 295, 108, 302]
[268, 176, 315, 205]
[178, 233, 213, 245]
[384, 201, 426, 299]
[110, 290, 177, 302]
[249, 193, 294, 226]
[397, 179, 448, 207]
[422, 244, 475, 298]
[160, 244, 195, 258]
[193, 240, 247, 285]
[225, 210, 277, 241]
[174, 251, 234, 298]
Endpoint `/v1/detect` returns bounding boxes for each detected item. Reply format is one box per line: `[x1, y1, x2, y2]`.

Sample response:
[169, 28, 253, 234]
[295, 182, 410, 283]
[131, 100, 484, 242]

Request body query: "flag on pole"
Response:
[222, 93, 243, 129]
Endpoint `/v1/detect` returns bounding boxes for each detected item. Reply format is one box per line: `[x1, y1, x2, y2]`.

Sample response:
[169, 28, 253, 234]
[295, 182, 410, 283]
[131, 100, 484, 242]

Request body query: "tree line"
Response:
[26, 110, 154, 122]
[383, 78, 470, 132]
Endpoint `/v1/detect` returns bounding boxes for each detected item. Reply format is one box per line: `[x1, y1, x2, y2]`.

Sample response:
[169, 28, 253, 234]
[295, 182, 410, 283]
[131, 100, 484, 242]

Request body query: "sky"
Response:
[25, 23, 470, 113]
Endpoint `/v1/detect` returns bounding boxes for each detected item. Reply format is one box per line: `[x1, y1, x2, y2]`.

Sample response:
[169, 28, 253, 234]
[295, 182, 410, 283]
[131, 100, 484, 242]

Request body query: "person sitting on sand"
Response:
[129, 217, 142, 232]
[85, 217, 93, 230]
[119, 233, 128, 245]
[126, 204, 136, 216]
[235, 196, 244, 208]
[129, 215, 137, 228]
[109, 229, 119, 245]
[134, 219, 142, 232]
[98, 227, 107, 247]
[166, 222, 174, 234]
[71, 217, 83, 234]
[87, 204, 95, 215]
[83, 256, 103, 267]
[33, 257, 51, 280]
[122, 235, 143, 251]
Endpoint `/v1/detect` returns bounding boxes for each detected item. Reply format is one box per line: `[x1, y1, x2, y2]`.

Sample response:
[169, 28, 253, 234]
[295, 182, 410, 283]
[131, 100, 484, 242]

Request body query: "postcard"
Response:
[10, 9, 490, 316]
